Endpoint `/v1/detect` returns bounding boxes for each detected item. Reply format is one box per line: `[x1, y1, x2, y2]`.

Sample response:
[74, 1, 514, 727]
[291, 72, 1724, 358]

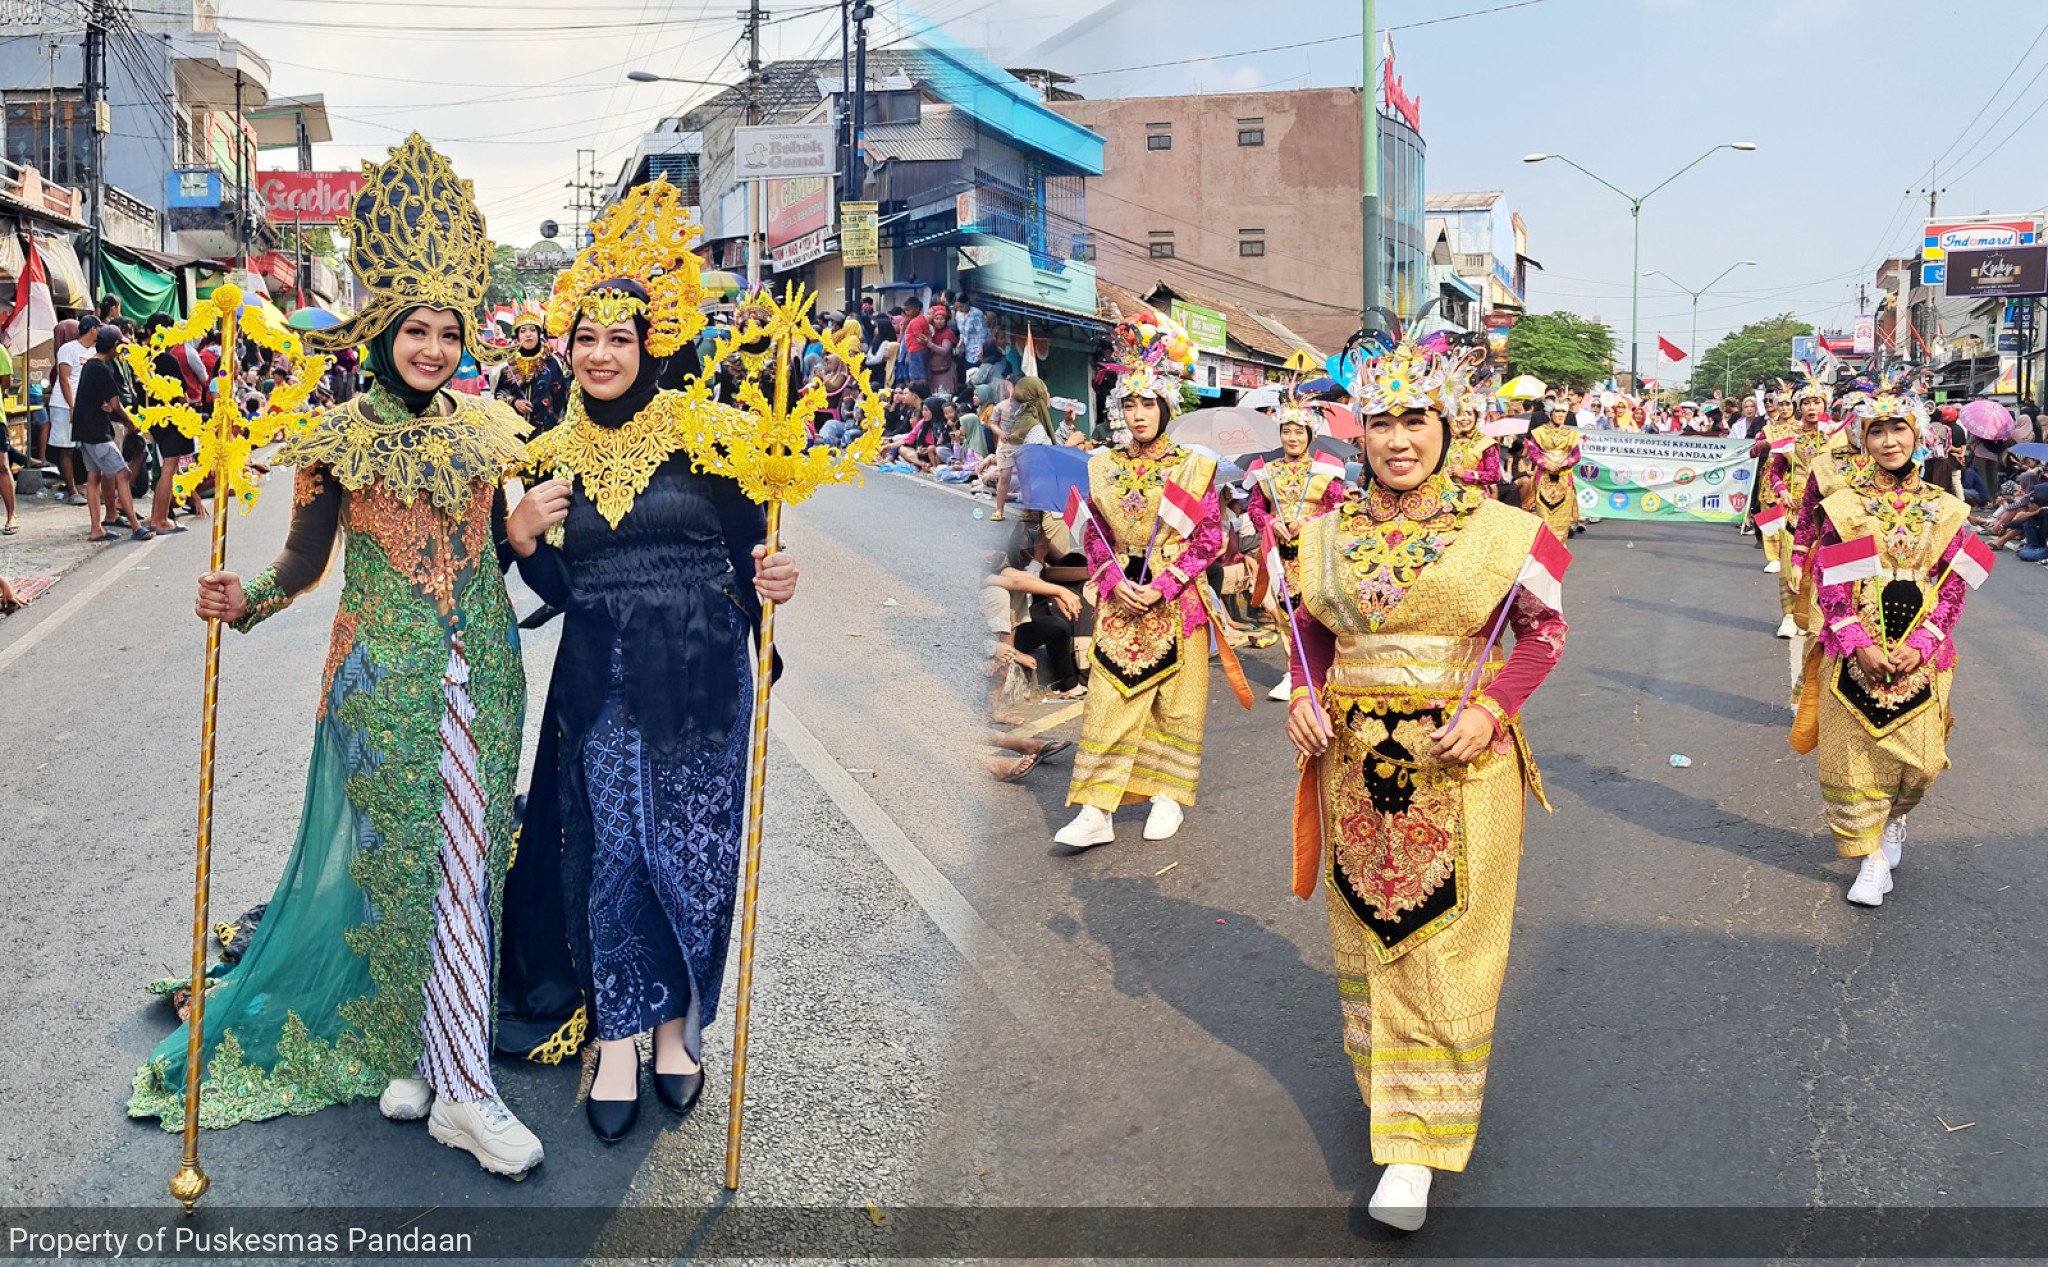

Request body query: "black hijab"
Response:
[570, 278, 661, 429]
[364, 305, 460, 414]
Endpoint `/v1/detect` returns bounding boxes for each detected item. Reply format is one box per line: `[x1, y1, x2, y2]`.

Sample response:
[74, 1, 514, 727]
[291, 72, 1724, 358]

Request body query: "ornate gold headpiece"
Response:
[511, 305, 546, 333]
[1351, 337, 1458, 417]
[545, 176, 707, 358]
[303, 133, 503, 364]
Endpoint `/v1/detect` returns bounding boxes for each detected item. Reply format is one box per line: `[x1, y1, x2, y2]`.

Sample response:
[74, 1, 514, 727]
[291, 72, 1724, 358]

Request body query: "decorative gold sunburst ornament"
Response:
[676, 284, 883, 503]
[674, 282, 884, 1196]
[124, 284, 333, 510]
[545, 175, 706, 357]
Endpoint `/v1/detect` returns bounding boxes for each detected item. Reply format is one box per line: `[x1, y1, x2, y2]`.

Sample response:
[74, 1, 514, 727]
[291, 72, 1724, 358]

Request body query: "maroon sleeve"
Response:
[1476, 587, 1567, 730]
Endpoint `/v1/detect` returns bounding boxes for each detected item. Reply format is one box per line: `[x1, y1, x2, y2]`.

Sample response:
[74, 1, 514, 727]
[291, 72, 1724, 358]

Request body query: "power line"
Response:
[1064, 0, 1547, 79]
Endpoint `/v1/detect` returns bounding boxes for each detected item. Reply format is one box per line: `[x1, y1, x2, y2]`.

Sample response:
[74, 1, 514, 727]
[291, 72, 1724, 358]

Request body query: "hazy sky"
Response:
[235, 0, 2047, 359]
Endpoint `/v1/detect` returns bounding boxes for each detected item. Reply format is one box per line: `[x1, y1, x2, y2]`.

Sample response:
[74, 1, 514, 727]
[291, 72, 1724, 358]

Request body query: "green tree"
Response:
[1694, 313, 1814, 397]
[482, 243, 526, 314]
[1507, 311, 1616, 391]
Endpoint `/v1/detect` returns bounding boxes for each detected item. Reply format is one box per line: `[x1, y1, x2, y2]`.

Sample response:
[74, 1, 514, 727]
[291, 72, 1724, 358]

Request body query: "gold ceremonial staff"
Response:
[676, 285, 882, 1189]
[125, 283, 331, 1212]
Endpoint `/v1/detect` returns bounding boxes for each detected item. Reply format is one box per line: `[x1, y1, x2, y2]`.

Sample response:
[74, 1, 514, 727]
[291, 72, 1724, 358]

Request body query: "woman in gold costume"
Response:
[1247, 393, 1346, 701]
[1523, 401, 1583, 538]
[1806, 390, 1974, 908]
[1057, 309, 1221, 848]
[1283, 338, 1567, 1230]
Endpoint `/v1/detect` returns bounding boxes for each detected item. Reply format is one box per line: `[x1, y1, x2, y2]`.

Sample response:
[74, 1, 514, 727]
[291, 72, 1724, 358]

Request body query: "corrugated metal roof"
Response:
[1095, 278, 1322, 363]
[1426, 190, 1504, 212]
[861, 109, 977, 164]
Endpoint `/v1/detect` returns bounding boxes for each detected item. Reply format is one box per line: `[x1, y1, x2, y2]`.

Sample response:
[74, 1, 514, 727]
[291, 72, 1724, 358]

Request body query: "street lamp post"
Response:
[1643, 260, 1757, 387]
[1524, 143, 1757, 387]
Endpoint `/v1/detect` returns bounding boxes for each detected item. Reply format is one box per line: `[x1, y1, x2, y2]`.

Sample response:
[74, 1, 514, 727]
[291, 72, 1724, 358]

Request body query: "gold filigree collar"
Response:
[274, 384, 529, 517]
[525, 387, 692, 529]
[1357, 472, 1478, 525]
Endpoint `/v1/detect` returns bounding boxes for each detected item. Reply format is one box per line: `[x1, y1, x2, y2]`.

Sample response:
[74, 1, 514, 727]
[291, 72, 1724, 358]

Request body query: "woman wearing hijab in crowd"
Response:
[494, 178, 800, 1144]
[493, 307, 571, 432]
[1445, 381, 1503, 495]
[991, 374, 1053, 522]
[130, 136, 551, 1179]
[1801, 389, 1974, 908]
[1524, 400, 1583, 539]
[1057, 311, 1222, 848]
[1283, 335, 1567, 1231]
[1248, 392, 1346, 701]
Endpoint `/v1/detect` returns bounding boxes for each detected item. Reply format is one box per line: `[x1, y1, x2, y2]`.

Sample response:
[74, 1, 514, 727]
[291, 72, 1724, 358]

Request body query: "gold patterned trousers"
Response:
[1817, 657, 1951, 857]
[1066, 634, 1211, 809]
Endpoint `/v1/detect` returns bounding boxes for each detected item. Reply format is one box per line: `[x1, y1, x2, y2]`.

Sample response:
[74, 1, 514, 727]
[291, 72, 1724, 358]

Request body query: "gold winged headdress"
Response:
[303, 133, 504, 364]
[544, 175, 707, 358]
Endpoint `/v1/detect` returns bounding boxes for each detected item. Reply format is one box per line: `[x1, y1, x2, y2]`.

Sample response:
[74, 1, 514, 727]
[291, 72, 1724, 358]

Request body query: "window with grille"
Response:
[1146, 133, 1171, 151]
[1149, 241, 1175, 259]
[1238, 129, 1264, 146]
[1239, 239, 1265, 257]
[5, 93, 88, 187]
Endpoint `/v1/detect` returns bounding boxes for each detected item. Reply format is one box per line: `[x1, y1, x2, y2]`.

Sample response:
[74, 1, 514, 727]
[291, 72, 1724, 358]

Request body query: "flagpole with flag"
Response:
[1448, 527, 1571, 729]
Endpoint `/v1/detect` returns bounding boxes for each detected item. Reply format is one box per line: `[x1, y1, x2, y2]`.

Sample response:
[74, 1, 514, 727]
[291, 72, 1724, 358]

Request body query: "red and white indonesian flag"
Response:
[1516, 525, 1572, 611]
[1061, 485, 1094, 545]
[1949, 528, 1996, 589]
[1311, 449, 1347, 478]
[1817, 535, 1880, 586]
[1260, 523, 1290, 600]
[1159, 479, 1202, 539]
[1769, 433, 1796, 455]
[1753, 504, 1787, 537]
[3, 237, 54, 358]
[1243, 455, 1270, 492]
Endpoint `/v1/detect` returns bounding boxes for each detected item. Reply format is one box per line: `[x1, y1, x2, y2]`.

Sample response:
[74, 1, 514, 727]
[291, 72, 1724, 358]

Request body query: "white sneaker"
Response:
[1055, 804, 1115, 848]
[1368, 1162, 1433, 1231]
[1881, 818, 1905, 870]
[1775, 613, 1797, 639]
[428, 1095, 544, 1179]
[1268, 677, 1293, 702]
[2002, 540, 2023, 553]
[379, 1076, 431, 1121]
[1846, 852, 1893, 907]
[1143, 795, 1184, 840]
[1764, 558, 1782, 574]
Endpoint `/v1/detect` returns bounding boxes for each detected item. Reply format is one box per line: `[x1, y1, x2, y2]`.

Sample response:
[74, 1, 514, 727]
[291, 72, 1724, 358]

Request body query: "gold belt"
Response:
[1327, 632, 1500, 694]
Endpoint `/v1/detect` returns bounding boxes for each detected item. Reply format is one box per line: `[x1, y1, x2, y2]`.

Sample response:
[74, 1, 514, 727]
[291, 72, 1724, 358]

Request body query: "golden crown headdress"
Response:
[304, 133, 503, 364]
[1351, 337, 1458, 417]
[545, 176, 707, 359]
[510, 305, 546, 333]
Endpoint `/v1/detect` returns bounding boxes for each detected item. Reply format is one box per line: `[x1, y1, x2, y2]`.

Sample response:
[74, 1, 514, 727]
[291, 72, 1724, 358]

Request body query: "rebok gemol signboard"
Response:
[733, 126, 837, 178]
[1944, 245, 2048, 298]
[259, 170, 368, 224]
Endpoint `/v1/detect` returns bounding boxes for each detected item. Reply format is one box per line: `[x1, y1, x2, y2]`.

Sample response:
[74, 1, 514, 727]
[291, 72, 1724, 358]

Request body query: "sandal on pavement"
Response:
[996, 752, 1041, 783]
[1035, 738, 1073, 762]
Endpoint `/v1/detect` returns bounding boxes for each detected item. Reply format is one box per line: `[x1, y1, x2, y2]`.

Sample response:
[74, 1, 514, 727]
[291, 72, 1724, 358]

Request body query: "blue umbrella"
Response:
[1298, 376, 1339, 394]
[2009, 441, 2048, 462]
[1010, 444, 1092, 513]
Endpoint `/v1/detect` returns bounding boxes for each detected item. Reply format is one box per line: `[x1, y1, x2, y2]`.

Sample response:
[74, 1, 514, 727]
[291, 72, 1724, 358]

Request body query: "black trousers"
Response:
[1014, 595, 1081, 691]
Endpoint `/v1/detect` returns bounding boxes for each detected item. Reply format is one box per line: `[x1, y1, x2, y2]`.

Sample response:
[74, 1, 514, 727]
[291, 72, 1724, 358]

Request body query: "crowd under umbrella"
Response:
[2007, 441, 2048, 463]
[1958, 398, 2017, 442]
[286, 306, 341, 332]
[1170, 405, 1281, 455]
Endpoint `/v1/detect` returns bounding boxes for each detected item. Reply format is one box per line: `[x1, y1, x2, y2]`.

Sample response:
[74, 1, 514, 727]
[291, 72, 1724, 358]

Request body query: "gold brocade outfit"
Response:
[1522, 422, 1581, 539]
[1067, 442, 1223, 810]
[1250, 455, 1344, 605]
[1288, 476, 1566, 1171]
[1776, 421, 1852, 634]
[1811, 467, 1971, 856]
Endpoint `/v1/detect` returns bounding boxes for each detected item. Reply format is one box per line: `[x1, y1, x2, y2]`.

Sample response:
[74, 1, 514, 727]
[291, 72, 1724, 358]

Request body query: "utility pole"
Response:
[1359, 0, 1379, 336]
[83, 0, 106, 296]
[842, 1, 873, 310]
[566, 147, 600, 249]
[743, 0, 765, 289]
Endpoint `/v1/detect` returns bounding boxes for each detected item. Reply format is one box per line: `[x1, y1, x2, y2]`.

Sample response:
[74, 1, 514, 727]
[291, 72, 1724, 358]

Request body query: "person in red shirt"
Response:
[925, 302, 961, 395]
[899, 297, 930, 384]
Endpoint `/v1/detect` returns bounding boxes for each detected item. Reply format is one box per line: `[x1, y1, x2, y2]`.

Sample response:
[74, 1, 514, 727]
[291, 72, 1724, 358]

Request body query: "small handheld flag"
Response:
[1158, 479, 1202, 540]
[1261, 523, 1287, 589]
[1817, 535, 1880, 587]
[1516, 525, 1573, 612]
[1948, 528, 1996, 590]
[1061, 485, 1095, 546]
[1753, 504, 1788, 537]
[1769, 433, 1795, 455]
[1311, 449, 1347, 478]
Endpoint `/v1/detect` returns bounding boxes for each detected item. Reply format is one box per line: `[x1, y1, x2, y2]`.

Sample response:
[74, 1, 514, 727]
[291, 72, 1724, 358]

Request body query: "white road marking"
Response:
[0, 536, 165, 672]
[769, 704, 1058, 1031]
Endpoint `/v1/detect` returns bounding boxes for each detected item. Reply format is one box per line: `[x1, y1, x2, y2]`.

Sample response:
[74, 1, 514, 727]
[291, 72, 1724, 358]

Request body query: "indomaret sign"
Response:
[258, 171, 369, 224]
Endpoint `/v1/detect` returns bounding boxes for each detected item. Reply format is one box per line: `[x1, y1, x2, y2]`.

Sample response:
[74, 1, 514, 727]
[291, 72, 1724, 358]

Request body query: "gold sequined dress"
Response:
[1285, 474, 1567, 1171]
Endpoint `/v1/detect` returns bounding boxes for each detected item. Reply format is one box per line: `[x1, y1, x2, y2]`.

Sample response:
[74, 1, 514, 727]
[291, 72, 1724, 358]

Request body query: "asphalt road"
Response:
[954, 511, 2048, 1231]
[6, 466, 2044, 1258]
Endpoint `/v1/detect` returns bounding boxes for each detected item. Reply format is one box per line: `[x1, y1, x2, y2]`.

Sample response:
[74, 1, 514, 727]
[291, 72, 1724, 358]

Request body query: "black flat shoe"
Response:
[586, 1051, 642, 1144]
[653, 1065, 705, 1117]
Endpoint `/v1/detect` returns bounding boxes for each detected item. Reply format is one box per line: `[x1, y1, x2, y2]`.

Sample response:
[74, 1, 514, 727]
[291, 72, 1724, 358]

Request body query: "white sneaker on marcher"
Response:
[1881, 818, 1905, 869]
[1268, 677, 1292, 702]
[1764, 558, 1782, 574]
[1055, 804, 1115, 848]
[429, 1095, 544, 1179]
[1368, 1163, 1432, 1231]
[1775, 613, 1797, 638]
[379, 1076, 431, 1121]
[1143, 795, 1184, 840]
[1846, 852, 1893, 907]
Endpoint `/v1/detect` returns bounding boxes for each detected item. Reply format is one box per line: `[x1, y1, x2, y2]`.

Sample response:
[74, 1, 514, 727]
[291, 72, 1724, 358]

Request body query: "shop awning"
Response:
[34, 233, 87, 310]
[975, 291, 1109, 333]
[98, 247, 180, 319]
